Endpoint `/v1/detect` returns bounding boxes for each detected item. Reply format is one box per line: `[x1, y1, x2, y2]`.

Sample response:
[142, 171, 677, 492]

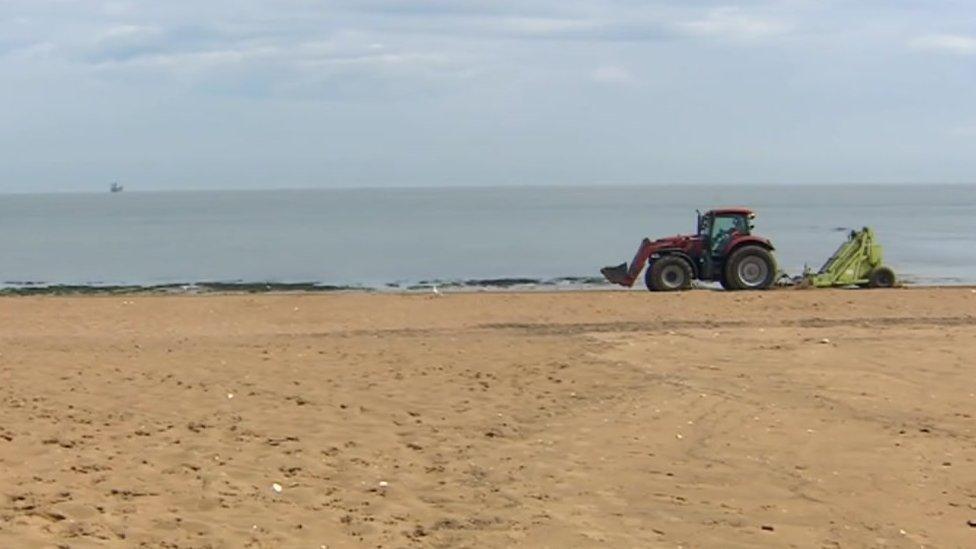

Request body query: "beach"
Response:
[1, 288, 974, 548]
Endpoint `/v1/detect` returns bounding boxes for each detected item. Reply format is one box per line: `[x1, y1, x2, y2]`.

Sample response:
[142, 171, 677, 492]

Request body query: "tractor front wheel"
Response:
[868, 266, 896, 288]
[645, 257, 693, 292]
[724, 246, 776, 290]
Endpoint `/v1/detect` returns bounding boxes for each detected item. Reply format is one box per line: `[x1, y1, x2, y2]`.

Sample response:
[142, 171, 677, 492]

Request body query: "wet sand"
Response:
[1, 288, 974, 547]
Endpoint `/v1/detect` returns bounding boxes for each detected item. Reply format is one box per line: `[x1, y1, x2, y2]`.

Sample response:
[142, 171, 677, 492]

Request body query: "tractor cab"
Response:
[698, 208, 755, 256]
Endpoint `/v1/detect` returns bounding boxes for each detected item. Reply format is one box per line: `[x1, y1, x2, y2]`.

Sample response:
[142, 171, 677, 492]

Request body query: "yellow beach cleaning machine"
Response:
[801, 227, 896, 288]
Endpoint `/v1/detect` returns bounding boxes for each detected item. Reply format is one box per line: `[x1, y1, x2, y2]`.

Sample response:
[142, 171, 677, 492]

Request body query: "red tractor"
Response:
[601, 208, 777, 291]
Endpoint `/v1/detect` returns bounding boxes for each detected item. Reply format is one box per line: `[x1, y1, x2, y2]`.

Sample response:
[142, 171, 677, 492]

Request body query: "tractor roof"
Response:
[708, 207, 755, 216]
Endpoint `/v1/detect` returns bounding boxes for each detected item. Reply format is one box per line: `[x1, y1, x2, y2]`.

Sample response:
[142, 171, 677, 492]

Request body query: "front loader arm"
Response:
[601, 238, 658, 287]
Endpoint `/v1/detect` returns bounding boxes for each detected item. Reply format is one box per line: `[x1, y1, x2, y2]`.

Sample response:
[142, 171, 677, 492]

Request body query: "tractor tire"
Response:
[868, 266, 896, 288]
[724, 246, 776, 291]
[645, 256, 693, 292]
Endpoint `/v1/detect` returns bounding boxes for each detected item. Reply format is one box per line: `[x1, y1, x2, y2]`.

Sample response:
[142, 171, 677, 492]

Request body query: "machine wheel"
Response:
[868, 266, 896, 288]
[645, 257, 693, 292]
[724, 246, 776, 290]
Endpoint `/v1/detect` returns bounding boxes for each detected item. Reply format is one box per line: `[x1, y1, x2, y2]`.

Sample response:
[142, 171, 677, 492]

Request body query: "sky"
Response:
[1, 0, 974, 192]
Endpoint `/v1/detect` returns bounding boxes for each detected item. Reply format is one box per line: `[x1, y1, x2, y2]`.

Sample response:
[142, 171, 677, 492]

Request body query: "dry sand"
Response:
[1, 288, 974, 548]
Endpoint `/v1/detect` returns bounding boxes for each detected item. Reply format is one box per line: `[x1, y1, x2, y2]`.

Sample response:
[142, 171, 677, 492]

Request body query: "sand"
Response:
[1, 288, 974, 548]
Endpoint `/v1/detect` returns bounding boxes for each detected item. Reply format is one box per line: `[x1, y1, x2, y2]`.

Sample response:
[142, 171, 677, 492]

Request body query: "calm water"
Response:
[0, 185, 973, 288]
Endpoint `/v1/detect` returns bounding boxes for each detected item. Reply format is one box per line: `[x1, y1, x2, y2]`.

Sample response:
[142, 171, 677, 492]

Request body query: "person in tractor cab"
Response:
[709, 214, 751, 255]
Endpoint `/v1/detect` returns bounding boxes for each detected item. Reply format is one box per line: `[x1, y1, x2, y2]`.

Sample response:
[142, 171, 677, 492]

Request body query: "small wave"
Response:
[397, 276, 610, 291]
[0, 281, 369, 296]
[0, 276, 611, 295]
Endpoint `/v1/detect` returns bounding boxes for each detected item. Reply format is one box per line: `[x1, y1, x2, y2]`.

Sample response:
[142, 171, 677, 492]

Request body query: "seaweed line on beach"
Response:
[0, 276, 611, 296]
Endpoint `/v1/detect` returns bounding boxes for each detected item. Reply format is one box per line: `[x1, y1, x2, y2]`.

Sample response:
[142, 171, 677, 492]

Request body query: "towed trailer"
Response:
[801, 227, 896, 288]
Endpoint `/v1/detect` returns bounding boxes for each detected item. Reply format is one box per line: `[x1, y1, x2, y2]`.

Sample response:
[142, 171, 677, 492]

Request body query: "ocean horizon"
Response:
[0, 184, 973, 290]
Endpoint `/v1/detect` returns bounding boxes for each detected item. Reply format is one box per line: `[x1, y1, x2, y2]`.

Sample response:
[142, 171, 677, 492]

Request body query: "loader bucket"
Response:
[601, 263, 630, 285]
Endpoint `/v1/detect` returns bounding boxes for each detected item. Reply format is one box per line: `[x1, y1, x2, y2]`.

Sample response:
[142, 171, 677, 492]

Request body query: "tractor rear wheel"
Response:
[724, 246, 776, 290]
[868, 266, 896, 288]
[645, 257, 693, 292]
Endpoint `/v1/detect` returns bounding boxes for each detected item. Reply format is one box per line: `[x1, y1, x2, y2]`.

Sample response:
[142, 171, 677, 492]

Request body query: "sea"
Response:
[0, 185, 972, 291]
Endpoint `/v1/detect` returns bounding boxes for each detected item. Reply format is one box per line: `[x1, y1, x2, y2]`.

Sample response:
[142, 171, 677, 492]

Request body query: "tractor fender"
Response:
[723, 236, 775, 257]
[649, 249, 699, 278]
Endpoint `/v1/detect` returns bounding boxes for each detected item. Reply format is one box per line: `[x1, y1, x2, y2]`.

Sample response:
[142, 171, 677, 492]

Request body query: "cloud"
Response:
[677, 7, 790, 41]
[351, 0, 528, 17]
[80, 22, 268, 65]
[951, 125, 976, 137]
[909, 34, 976, 55]
[590, 65, 634, 84]
[82, 26, 468, 101]
[1, 41, 57, 61]
[86, 24, 167, 62]
[0, 36, 46, 58]
[497, 16, 595, 37]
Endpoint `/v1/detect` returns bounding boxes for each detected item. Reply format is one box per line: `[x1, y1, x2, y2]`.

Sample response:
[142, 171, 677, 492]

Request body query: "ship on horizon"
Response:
[110, 181, 124, 193]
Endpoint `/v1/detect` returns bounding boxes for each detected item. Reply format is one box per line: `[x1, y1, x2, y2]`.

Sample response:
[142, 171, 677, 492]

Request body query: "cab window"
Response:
[709, 215, 747, 253]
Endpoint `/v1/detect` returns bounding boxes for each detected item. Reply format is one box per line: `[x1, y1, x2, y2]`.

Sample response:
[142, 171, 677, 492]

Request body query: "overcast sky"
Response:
[1, 1, 974, 192]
